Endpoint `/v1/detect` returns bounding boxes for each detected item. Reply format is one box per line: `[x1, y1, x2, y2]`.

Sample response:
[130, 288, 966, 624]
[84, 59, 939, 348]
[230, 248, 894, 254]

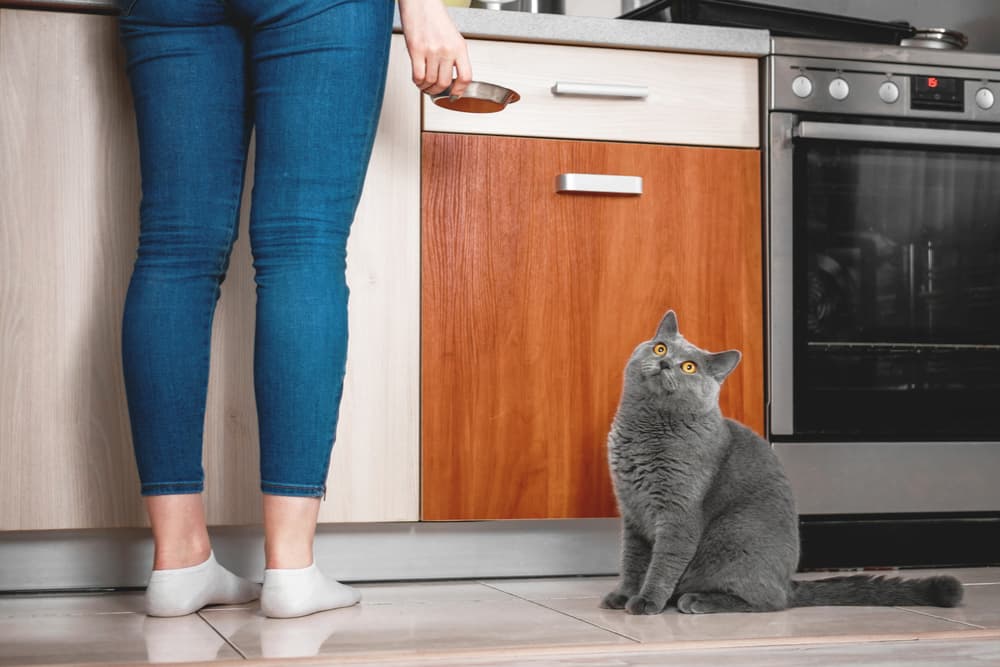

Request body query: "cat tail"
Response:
[790, 575, 963, 608]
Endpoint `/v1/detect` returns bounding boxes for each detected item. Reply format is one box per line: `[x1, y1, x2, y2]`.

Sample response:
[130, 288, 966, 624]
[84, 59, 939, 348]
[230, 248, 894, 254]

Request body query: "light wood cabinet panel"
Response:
[423, 39, 758, 148]
[314, 35, 420, 523]
[0, 11, 419, 529]
[0, 10, 144, 530]
[421, 133, 763, 521]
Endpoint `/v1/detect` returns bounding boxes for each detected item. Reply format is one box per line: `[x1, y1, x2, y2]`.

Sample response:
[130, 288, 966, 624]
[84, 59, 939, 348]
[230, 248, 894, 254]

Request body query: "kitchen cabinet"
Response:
[421, 133, 763, 521]
[311, 34, 421, 524]
[0, 10, 419, 529]
[1, 7, 762, 530]
[423, 39, 758, 148]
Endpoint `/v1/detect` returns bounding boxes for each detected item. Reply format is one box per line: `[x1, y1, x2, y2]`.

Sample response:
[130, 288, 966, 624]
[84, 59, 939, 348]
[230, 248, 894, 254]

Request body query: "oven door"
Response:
[768, 112, 1000, 514]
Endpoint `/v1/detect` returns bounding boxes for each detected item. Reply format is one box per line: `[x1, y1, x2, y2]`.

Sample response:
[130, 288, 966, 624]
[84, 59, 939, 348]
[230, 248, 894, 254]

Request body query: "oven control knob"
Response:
[829, 78, 850, 101]
[792, 75, 813, 98]
[878, 81, 900, 104]
[976, 87, 995, 110]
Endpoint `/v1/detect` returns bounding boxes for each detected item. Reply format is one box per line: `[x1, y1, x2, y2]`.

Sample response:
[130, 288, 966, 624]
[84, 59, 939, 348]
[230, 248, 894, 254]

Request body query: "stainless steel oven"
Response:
[766, 38, 1000, 515]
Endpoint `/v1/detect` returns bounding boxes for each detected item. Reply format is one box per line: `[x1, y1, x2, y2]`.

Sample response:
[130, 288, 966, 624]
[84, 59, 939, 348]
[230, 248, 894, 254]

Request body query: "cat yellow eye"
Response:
[652, 343, 667, 357]
[680, 361, 698, 374]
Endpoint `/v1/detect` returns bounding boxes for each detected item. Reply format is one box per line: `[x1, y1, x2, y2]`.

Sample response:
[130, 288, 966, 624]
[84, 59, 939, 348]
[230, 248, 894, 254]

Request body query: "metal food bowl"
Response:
[431, 81, 520, 113]
[900, 28, 969, 50]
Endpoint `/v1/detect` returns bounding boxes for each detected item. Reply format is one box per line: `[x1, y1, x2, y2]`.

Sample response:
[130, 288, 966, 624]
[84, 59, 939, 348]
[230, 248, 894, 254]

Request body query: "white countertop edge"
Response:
[394, 7, 770, 58]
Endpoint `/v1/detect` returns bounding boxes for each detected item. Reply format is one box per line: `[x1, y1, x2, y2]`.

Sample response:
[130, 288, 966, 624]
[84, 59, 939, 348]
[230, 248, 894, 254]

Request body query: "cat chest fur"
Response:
[607, 422, 721, 539]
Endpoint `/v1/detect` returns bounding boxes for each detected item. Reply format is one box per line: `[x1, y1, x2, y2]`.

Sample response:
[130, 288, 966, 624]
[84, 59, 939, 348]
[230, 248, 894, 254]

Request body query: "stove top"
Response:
[772, 37, 1000, 71]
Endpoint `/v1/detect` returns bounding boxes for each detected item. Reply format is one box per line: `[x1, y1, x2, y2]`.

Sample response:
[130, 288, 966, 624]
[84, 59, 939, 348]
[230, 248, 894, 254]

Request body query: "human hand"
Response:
[397, 0, 473, 97]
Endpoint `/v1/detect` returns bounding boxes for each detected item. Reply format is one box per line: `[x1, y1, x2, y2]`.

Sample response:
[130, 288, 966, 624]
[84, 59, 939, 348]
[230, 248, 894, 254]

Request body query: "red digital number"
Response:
[928, 77, 939, 88]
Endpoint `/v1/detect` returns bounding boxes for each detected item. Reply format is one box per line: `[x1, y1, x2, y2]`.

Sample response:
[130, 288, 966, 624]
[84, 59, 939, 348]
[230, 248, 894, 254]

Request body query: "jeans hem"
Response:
[261, 481, 326, 498]
[141, 482, 204, 496]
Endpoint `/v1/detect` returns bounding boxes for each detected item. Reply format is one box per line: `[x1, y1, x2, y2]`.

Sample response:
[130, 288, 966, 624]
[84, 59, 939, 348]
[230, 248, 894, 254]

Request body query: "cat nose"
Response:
[659, 359, 671, 370]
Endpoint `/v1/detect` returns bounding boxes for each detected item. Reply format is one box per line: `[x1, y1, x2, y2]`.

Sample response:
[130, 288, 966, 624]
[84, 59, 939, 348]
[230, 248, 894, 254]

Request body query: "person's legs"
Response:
[260, 495, 361, 618]
[145, 495, 211, 570]
[263, 495, 320, 570]
[245, 0, 392, 508]
[234, 0, 392, 616]
[119, 0, 259, 614]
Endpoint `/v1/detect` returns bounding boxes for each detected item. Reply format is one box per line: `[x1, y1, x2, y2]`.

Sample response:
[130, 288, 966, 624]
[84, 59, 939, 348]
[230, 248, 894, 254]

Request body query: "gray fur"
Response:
[601, 310, 963, 615]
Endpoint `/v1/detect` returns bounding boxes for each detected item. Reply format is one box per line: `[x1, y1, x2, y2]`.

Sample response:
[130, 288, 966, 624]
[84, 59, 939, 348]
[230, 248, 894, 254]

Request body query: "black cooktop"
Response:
[620, 0, 916, 45]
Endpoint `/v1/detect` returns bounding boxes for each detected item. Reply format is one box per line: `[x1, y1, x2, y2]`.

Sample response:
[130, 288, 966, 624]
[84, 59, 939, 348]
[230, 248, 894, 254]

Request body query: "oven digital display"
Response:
[911, 75, 964, 111]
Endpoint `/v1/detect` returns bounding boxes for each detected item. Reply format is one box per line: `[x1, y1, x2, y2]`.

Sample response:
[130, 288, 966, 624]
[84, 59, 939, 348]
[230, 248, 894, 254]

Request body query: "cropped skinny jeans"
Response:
[118, 0, 392, 497]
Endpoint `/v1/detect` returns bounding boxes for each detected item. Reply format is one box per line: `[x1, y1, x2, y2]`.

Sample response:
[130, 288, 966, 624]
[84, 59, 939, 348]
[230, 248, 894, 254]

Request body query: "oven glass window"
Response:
[794, 139, 1000, 438]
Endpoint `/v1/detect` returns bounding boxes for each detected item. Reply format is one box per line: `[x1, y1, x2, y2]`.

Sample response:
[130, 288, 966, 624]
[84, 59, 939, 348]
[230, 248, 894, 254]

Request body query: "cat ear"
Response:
[707, 350, 741, 383]
[655, 310, 679, 339]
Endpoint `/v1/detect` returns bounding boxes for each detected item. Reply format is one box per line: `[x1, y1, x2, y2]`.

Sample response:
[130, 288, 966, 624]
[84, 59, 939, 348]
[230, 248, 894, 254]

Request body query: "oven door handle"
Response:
[793, 121, 1000, 150]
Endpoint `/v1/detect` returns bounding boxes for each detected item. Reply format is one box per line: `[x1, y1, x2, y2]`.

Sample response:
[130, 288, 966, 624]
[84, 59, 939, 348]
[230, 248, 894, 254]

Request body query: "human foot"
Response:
[260, 562, 361, 618]
[145, 551, 260, 617]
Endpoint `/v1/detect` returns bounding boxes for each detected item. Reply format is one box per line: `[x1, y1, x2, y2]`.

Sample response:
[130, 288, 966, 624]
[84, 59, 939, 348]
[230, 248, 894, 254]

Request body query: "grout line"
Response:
[478, 581, 641, 644]
[198, 610, 249, 660]
[894, 605, 987, 630]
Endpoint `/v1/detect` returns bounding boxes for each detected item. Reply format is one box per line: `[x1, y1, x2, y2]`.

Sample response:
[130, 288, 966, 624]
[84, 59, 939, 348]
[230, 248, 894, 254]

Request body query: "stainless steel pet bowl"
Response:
[430, 80, 520, 113]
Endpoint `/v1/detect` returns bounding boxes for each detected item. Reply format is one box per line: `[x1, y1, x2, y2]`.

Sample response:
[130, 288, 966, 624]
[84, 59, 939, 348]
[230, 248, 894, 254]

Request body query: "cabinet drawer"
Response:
[423, 39, 758, 148]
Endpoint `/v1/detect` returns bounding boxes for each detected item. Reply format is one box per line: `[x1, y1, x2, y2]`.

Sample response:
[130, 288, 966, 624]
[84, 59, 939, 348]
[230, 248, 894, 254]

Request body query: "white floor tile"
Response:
[356, 581, 517, 605]
[0, 591, 145, 617]
[342, 637, 1000, 667]
[2, 568, 996, 666]
[488, 574, 983, 643]
[901, 583, 1000, 629]
[0, 612, 240, 666]
[485, 576, 617, 600]
[538, 597, 973, 643]
[201, 583, 634, 660]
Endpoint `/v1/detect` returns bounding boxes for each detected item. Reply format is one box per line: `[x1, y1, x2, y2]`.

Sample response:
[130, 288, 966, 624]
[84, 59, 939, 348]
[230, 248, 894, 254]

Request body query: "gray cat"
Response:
[601, 310, 963, 615]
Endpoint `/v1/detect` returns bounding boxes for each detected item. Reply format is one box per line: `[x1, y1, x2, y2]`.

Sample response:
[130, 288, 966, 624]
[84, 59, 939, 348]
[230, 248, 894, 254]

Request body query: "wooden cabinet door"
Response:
[421, 133, 762, 521]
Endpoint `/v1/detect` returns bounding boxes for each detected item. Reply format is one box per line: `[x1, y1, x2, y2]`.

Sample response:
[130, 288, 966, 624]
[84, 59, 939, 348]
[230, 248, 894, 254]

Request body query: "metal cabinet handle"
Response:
[794, 121, 1000, 149]
[550, 81, 649, 99]
[556, 173, 643, 195]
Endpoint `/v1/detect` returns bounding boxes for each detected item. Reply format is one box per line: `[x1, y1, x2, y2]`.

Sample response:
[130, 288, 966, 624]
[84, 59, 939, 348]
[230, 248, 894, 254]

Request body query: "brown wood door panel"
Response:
[421, 133, 762, 521]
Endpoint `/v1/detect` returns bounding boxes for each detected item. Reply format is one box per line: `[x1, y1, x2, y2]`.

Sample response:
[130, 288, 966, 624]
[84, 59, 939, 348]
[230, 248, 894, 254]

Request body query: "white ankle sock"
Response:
[260, 562, 361, 618]
[145, 551, 261, 617]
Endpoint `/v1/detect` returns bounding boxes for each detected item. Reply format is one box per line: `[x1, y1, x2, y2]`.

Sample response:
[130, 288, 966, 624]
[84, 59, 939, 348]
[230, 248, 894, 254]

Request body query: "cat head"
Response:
[622, 310, 741, 416]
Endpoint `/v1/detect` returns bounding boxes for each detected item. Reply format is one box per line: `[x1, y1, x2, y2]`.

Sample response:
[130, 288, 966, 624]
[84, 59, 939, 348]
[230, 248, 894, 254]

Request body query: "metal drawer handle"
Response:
[550, 81, 649, 99]
[556, 173, 643, 195]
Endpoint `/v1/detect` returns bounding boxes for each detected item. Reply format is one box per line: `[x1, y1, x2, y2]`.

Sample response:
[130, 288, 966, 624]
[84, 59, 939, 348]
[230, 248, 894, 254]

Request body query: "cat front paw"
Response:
[600, 591, 630, 610]
[625, 594, 667, 615]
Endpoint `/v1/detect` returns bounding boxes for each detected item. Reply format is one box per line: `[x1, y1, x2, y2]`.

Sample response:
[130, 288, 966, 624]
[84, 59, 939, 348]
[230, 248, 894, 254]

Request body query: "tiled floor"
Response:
[0, 568, 997, 667]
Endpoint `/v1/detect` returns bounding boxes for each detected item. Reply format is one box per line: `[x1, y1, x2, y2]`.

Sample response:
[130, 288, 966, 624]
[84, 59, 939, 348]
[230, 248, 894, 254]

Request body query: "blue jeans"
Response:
[118, 0, 393, 497]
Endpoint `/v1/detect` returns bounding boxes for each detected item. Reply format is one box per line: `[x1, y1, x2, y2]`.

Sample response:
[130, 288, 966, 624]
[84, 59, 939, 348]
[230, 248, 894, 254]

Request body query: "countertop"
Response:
[0, 1, 770, 58]
[0, 0, 121, 14]
[414, 8, 769, 57]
